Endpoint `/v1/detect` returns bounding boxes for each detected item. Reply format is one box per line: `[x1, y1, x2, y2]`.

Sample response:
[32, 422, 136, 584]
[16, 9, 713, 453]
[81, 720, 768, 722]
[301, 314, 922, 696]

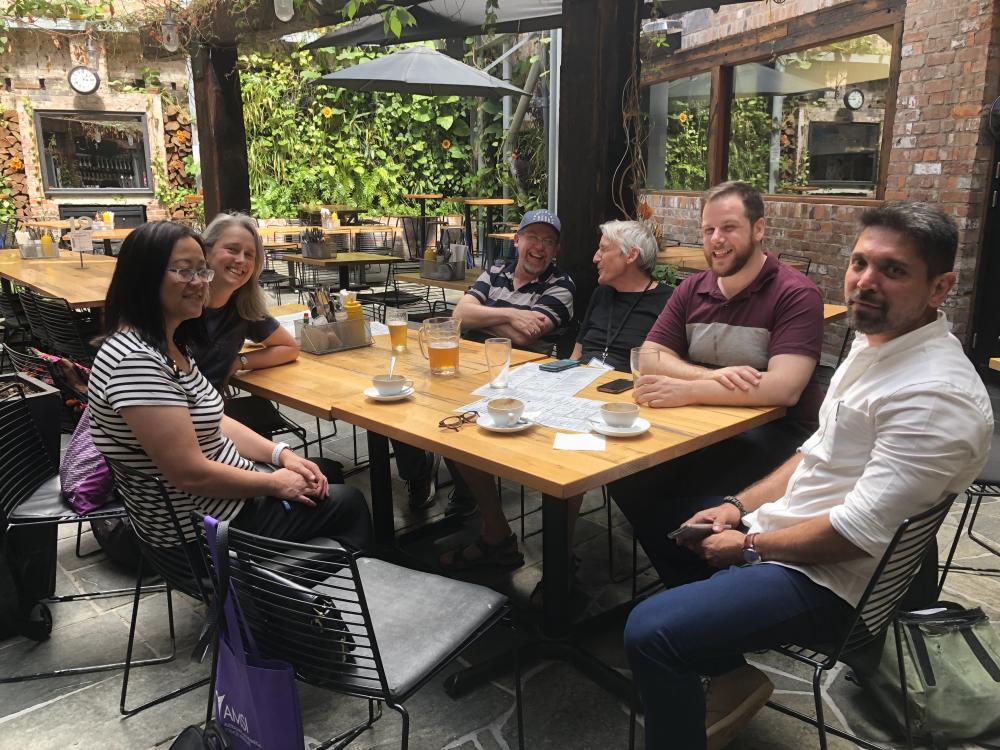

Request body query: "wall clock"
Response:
[844, 88, 865, 110]
[68, 65, 101, 95]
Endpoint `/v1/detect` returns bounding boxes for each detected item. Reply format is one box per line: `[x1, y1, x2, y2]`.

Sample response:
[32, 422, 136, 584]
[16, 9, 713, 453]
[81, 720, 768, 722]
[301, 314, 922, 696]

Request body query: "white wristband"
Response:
[271, 442, 290, 466]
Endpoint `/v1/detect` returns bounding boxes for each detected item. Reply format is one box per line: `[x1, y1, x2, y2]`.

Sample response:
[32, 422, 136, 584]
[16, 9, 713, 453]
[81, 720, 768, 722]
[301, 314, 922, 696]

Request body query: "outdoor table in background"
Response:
[656, 245, 707, 272]
[990, 358, 1000, 372]
[59, 227, 134, 257]
[395, 268, 482, 314]
[282, 251, 401, 290]
[402, 193, 442, 258]
[486, 231, 516, 266]
[231, 331, 784, 704]
[454, 197, 514, 266]
[0, 248, 115, 308]
[823, 304, 848, 323]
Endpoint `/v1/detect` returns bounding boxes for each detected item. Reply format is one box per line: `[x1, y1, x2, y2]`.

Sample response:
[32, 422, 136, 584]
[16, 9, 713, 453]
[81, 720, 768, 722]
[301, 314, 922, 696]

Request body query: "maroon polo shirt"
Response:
[646, 253, 824, 423]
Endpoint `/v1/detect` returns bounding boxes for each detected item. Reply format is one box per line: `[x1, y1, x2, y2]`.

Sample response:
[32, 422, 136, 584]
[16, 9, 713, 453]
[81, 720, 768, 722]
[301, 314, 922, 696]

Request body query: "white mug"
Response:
[487, 397, 524, 427]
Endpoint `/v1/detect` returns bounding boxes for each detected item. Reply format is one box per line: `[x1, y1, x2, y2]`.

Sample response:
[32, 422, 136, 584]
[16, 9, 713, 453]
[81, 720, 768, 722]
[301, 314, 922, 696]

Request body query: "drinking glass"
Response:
[386, 309, 409, 351]
[485, 337, 512, 388]
[630, 346, 661, 385]
[418, 317, 461, 375]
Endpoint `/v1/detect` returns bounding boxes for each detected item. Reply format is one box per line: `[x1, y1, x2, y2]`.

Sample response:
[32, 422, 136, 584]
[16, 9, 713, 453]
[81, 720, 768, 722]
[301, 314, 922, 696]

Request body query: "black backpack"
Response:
[0, 523, 55, 642]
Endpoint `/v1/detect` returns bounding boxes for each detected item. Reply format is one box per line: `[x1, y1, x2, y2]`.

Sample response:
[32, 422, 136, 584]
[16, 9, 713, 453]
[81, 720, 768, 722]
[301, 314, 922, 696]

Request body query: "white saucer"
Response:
[589, 417, 651, 437]
[363, 385, 414, 402]
[478, 414, 535, 433]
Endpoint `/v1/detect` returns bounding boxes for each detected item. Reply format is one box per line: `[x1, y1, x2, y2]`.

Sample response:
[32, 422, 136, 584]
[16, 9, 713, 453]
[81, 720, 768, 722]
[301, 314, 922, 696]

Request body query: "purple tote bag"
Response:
[205, 516, 305, 750]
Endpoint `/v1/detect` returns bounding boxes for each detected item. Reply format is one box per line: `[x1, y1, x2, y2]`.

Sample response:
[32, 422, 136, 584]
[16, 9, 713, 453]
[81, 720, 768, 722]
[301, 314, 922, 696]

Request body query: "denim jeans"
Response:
[624, 558, 854, 750]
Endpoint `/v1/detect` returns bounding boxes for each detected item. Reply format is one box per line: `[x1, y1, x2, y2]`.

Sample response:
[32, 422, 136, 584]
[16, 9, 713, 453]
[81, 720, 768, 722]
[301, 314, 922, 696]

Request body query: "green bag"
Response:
[866, 602, 1000, 748]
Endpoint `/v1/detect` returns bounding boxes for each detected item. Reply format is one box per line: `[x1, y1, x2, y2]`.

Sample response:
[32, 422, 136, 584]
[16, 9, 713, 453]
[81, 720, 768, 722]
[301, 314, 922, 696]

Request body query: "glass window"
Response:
[35, 111, 152, 193]
[727, 31, 892, 196]
[646, 72, 711, 191]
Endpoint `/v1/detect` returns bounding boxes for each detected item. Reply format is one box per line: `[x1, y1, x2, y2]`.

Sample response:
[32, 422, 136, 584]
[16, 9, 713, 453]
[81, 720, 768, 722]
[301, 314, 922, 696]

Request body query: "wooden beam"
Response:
[642, 0, 905, 86]
[876, 20, 904, 200]
[707, 66, 732, 186]
[191, 44, 251, 220]
[557, 0, 643, 323]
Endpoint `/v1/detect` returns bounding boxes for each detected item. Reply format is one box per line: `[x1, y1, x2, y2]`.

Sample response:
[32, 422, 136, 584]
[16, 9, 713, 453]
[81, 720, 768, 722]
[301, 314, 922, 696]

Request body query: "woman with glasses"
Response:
[87, 221, 371, 551]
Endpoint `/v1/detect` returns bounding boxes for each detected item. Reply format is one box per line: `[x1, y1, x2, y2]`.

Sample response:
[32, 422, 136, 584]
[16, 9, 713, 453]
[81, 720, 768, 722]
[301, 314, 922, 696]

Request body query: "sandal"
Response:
[439, 534, 525, 572]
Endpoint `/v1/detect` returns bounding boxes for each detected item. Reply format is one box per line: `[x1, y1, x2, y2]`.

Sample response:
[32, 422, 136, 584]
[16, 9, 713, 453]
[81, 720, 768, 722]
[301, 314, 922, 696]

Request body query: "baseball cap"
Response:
[517, 209, 561, 238]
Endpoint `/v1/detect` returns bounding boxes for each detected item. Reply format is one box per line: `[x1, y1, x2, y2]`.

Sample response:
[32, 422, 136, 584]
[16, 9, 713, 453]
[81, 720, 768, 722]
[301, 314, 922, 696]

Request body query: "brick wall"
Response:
[676, 0, 857, 50]
[643, 0, 1000, 359]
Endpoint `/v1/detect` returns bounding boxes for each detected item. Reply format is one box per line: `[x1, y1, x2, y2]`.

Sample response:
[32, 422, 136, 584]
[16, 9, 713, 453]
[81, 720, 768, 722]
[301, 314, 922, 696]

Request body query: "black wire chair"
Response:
[29, 291, 98, 365]
[17, 288, 52, 350]
[0, 287, 32, 352]
[196, 521, 524, 750]
[0, 387, 170, 684]
[939, 440, 1000, 590]
[764, 494, 958, 750]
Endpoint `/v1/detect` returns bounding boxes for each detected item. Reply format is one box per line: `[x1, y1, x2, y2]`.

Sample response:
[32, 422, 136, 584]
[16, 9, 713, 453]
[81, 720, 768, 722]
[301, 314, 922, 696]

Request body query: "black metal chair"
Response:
[105, 458, 218, 717]
[29, 291, 98, 365]
[0, 387, 171, 684]
[197, 522, 524, 750]
[0, 287, 31, 352]
[778, 252, 813, 277]
[764, 493, 957, 750]
[939, 441, 1000, 590]
[17, 288, 52, 350]
[222, 388, 309, 455]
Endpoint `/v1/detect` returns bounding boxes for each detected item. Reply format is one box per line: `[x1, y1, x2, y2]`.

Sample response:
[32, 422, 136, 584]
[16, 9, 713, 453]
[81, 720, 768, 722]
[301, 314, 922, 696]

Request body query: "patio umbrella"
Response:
[318, 45, 528, 98]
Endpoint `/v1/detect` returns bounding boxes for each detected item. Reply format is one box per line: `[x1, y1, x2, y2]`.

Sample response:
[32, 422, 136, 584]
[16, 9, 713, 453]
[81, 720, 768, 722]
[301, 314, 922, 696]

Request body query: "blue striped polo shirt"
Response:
[466, 258, 576, 329]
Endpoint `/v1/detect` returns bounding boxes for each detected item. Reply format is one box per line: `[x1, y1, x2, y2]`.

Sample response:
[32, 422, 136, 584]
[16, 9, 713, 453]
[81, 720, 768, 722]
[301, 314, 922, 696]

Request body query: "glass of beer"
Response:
[418, 317, 461, 375]
[386, 309, 409, 351]
[630, 346, 661, 385]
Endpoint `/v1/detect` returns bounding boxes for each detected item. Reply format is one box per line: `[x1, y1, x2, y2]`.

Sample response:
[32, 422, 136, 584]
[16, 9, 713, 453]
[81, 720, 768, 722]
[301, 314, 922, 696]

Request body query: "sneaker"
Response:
[443, 488, 478, 518]
[704, 664, 774, 750]
[405, 454, 437, 510]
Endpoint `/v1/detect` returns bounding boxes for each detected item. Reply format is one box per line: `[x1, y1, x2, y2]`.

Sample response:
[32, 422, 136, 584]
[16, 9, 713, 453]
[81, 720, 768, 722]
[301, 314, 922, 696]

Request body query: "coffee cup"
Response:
[601, 402, 639, 428]
[487, 397, 524, 427]
[372, 374, 413, 396]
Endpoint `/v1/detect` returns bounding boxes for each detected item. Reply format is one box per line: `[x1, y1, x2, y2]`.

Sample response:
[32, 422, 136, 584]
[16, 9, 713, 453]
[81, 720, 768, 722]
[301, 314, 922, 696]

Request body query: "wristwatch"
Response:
[742, 532, 763, 564]
[271, 441, 290, 466]
[239, 354, 249, 370]
[723, 495, 748, 519]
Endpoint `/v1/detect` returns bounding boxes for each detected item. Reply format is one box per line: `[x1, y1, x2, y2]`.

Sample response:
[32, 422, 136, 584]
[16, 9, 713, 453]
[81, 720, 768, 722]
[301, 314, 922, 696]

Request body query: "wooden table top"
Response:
[488, 232, 517, 241]
[403, 193, 443, 200]
[823, 304, 848, 323]
[0, 249, 115, 308]
[268, 303, 309, 317]
[283, 252, 403, 267]
[59, 227, 134, 243]
[990, 358, 1000, 372]
[657, 246, 708, 270]
[233, 335, 784, 498]
[395, 269, 481, 292]
[462, 198, 515, 207]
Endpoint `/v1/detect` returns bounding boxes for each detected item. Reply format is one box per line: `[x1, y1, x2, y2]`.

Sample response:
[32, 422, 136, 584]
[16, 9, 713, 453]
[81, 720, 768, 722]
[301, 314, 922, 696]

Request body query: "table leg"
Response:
[367, 431, 395, 548]
[542, 492, 571, 638]
[418, 199, 427, 258]
[339, 264, 351, 290]
[103, 238, 114, 257]
[463, 203, 474, 262]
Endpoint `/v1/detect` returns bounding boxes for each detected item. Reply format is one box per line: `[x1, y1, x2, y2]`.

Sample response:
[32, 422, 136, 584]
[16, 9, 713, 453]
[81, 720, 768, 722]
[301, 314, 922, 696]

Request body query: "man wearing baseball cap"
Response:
[453, 208, 576, 347]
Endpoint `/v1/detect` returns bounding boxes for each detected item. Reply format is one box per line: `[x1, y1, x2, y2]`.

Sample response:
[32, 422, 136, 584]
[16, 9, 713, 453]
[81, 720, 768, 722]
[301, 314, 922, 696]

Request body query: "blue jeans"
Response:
[624, 559, 854, 750]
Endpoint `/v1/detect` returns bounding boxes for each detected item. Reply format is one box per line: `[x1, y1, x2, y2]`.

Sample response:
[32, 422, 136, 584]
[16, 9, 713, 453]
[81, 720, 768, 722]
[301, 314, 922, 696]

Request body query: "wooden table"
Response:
[395, 268, 481, 293]
[824, 304, 848, 323]
[989, 358, 1000, 372]
[451, 197, 515, 264]
[0, 249, 115, 308]
[282, 251, 401, 290]
[232, 336, 783, 638]
[656, 245, 707, 271]
[59, 227, 134, 256]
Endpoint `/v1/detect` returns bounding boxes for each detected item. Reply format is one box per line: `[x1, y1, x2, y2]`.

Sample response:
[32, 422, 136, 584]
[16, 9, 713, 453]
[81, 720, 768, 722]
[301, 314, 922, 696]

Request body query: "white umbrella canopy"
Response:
[318, 45, 528, 98]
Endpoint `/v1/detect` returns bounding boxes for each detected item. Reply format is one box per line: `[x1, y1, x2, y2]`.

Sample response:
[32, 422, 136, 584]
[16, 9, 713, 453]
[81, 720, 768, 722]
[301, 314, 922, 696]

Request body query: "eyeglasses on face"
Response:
[439, 411, 479, 431]
[518, 232, 557, 248]
[166, 267, 215, 283]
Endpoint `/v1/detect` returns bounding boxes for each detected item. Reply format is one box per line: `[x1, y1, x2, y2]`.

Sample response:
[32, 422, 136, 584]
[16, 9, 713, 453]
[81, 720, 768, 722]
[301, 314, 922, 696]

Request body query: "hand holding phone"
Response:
[539, 359, 581, 373]
[667, 523, 732, 542]
[597, 377, 634, 394]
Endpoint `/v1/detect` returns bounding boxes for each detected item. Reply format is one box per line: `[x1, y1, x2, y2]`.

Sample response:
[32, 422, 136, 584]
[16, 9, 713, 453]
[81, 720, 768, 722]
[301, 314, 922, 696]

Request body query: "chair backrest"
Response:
[17, 289, 50, 347]
[32, 293, 95, 364]
[0, 288, 28, 327]
[1, 343, 52, 384]
[0, 388, 58, 522]
[778, 252, 812, 276]
[105, 458, 210, 602]
[836, 493, 957, 660]
[197, 522, 391, 699]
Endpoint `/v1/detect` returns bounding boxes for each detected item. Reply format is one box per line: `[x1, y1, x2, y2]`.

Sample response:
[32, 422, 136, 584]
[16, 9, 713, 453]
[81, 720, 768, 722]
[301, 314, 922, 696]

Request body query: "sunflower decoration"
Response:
[678, 111, 689, 124]
[320, 106, 333, 119]
[441, 138, 452, 150]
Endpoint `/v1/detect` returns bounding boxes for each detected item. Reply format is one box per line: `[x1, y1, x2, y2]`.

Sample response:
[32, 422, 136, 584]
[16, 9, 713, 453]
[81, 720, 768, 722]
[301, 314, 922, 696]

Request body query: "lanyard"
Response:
[602, 280, 654, 363]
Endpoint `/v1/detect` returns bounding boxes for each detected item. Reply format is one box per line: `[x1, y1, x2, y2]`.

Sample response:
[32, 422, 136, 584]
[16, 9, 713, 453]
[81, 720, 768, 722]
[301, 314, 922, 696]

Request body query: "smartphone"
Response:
[539, 359, 581, 373]
[597, 377, 634, 394]
[667, 523, 732, 541]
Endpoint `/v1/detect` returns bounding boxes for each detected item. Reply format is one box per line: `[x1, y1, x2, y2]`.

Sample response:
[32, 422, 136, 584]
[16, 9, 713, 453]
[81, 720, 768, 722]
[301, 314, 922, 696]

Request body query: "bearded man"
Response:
[610, 180, 825, 587]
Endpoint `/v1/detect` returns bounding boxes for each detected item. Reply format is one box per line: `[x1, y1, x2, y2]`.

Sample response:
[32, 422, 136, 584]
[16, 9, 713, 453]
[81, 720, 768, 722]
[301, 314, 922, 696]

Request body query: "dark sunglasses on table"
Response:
[439, 411, 479, 431]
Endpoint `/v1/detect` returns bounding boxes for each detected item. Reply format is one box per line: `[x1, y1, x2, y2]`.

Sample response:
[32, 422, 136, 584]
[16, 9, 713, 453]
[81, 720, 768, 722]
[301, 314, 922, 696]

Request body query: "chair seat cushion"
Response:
[318, 557, 506, 698]
[10, 475, 125, 521]
[973, 438, 1000, 486]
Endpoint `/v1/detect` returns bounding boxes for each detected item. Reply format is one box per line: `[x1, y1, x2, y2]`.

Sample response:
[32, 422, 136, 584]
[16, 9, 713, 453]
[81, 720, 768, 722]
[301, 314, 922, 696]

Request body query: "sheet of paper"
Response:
[459, 363, 608, 433]
[553, 433, 605, 451]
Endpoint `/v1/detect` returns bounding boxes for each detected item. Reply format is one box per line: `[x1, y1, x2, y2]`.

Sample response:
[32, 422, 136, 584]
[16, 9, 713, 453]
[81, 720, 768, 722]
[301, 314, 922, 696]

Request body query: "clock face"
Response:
[68, 66, 100, 95]
[845, 88, 865, 110]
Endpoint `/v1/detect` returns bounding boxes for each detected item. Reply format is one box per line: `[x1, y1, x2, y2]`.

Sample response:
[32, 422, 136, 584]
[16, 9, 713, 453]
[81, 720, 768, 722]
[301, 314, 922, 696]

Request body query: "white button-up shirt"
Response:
[745, 312, 993, 606]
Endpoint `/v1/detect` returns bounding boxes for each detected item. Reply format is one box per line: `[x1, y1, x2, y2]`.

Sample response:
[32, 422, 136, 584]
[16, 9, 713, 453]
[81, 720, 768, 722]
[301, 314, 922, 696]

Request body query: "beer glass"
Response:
[386, 309, 409, 352]
[418, 317, 461, 375]
[630, 346, 661, 385]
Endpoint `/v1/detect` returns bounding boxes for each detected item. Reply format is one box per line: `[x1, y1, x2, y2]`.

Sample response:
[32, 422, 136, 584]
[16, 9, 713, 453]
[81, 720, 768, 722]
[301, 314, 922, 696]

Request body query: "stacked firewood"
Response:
[163, 104, 198, 221]
[0, 110, 29, 222]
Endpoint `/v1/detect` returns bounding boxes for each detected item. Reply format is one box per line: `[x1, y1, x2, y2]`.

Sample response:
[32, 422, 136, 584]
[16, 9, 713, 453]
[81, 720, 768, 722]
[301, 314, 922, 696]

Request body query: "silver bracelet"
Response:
[271, 441, 290, 466]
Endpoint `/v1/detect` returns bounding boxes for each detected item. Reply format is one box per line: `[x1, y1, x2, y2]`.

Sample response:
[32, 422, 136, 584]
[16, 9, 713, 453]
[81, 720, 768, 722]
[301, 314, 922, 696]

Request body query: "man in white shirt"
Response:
[623, 202, 993, 750]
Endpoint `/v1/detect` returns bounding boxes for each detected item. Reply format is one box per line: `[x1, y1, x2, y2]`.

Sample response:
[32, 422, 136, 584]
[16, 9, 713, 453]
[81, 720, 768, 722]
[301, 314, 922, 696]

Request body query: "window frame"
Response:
[641, 0, 905, 201]
[33, 109, 155, 196]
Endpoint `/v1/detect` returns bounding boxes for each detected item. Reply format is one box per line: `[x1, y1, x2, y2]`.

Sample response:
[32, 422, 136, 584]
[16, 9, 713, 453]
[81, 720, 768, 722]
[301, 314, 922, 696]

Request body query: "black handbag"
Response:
[168, 720, 233, 750]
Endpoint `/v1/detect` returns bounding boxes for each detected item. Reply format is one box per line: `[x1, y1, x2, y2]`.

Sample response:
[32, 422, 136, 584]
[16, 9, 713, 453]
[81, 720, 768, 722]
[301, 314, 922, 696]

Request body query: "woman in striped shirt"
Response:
[88, 221, 371, 550]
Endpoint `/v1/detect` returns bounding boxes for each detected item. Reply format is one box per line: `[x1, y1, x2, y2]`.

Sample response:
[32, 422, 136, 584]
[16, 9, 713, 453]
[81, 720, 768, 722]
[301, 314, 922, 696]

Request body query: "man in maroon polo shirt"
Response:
[610, 180, 824, 587]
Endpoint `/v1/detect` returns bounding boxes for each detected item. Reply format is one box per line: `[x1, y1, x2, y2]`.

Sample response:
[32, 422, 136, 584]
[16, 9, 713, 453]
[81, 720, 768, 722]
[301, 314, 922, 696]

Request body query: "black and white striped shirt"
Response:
[467, 259, 575, 329]
[88, 331, 252, 545]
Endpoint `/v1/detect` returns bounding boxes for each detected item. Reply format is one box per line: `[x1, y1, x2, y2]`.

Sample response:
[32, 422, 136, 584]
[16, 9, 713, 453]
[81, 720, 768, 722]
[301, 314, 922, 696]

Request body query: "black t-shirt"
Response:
[190, 301, 280, 390]
[576, 283, 674, 372]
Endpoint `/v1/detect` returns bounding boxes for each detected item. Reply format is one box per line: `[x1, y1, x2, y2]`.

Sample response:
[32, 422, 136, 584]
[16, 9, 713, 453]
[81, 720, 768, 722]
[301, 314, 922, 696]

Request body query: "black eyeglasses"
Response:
[439, 411, 479, 431]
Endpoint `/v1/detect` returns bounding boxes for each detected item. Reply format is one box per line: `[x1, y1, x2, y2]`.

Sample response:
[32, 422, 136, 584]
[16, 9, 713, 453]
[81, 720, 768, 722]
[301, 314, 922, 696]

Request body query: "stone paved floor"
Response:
[2, 364, 999, 749]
